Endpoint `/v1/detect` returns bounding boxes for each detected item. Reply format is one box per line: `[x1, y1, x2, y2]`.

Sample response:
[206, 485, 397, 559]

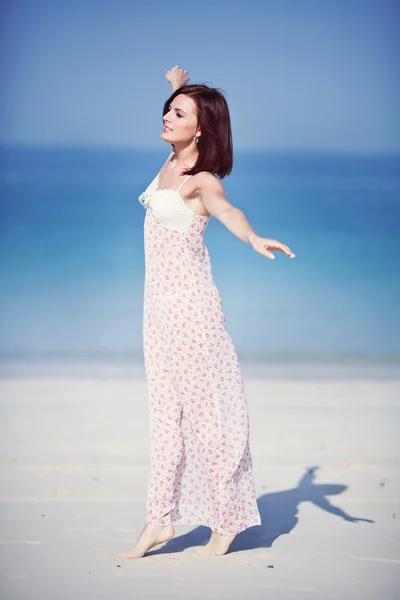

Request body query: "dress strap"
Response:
[177, 175, 192, 192]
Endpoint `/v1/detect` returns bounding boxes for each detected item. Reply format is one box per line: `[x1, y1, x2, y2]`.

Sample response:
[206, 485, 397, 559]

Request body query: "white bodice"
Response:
[138, 172, 209, 233]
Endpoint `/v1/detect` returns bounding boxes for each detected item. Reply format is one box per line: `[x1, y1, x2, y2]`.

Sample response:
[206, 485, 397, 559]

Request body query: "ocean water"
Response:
[0, 144, 399, 368]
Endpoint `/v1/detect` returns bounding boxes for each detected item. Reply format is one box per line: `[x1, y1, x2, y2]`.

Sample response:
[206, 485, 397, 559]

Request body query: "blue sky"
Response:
[1, 0, 398, 152]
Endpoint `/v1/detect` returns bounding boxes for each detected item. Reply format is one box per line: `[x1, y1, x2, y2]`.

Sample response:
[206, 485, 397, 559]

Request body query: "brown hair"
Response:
[162, 84, 233, 179]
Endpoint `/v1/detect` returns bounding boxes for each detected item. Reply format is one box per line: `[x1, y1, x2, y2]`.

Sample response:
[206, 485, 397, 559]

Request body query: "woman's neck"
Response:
[170, 144, 198, 170]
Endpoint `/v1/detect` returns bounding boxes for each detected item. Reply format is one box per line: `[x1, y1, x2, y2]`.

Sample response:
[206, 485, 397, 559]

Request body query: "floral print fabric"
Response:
[139, 174, 261, 535]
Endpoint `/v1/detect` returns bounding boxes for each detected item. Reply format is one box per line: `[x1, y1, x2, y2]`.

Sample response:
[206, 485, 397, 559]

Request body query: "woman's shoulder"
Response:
[193, 170, 223, 189]
[189, 172, 224, 202]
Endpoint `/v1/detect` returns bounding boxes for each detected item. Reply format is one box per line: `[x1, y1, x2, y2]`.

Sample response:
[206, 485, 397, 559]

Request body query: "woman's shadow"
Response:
[147, 466, 374, 555]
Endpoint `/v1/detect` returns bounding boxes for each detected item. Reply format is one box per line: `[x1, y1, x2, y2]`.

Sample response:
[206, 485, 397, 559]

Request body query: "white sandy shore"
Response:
[0, 366, 399, 599]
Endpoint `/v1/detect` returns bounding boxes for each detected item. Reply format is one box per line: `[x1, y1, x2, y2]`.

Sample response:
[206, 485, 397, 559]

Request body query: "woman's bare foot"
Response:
[195, 530, 236, 556]
[116, 523, 175, 559]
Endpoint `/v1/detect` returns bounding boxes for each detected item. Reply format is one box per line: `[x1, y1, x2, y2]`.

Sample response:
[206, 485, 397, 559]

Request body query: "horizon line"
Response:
[1, 140, 399, 158]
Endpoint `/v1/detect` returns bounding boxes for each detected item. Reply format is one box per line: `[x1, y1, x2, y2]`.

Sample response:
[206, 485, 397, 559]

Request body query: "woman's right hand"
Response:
[165, 65, 190, 91]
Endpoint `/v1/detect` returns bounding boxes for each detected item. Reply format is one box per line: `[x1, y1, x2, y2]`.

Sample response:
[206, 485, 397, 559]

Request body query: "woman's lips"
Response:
[163, 125, 172, 132]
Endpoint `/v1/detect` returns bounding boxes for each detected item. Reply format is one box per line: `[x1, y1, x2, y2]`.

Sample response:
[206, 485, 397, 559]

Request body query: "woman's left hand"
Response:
[250, 235, 295, 259]
[165, 65, 190, 89]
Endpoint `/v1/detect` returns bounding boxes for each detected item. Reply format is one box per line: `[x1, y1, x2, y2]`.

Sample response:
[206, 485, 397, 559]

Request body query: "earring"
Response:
[194, 137, 198, 144]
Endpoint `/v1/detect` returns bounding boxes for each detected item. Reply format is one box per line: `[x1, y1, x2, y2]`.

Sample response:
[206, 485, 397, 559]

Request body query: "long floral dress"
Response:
[138, 165, 261, 535]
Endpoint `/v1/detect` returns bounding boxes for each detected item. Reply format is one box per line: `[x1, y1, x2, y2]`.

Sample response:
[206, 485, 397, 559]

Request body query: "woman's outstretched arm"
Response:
[197, 172, 295, 260]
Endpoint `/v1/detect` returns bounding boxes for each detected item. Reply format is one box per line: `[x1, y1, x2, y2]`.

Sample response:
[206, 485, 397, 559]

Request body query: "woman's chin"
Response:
[160, 132, 174, 143]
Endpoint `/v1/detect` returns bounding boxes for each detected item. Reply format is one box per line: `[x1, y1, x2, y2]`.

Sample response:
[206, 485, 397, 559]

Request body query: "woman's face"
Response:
[161, 94, 200, 145]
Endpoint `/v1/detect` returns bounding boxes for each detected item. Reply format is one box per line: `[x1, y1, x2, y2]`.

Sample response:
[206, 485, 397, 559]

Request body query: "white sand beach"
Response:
[0, 363, 399, 599]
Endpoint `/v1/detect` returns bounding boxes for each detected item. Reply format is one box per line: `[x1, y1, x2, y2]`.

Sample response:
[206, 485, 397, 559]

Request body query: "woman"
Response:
[117, 66, 295, 559]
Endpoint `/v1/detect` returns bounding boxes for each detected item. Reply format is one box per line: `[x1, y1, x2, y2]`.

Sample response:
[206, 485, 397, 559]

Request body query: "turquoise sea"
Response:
[0, 144, 399, 375]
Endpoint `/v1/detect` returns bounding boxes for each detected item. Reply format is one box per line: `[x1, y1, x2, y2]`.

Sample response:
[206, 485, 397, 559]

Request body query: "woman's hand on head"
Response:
[249, 235, 296, 260]
[165, 65, 190, 90]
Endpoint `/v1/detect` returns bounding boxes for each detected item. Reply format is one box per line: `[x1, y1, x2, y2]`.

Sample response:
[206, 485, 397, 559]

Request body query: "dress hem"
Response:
[146, 516, 262, 536]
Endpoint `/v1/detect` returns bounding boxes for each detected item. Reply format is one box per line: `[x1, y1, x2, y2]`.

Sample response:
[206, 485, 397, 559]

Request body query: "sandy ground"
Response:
[0, 364, 399, 599]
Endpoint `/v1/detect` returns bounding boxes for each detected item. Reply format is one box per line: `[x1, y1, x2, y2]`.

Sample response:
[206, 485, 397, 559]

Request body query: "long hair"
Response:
[162, 84, 233, 178]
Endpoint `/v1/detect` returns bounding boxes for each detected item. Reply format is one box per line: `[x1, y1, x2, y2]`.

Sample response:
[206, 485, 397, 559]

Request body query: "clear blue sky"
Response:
[1, 0, 398, 152]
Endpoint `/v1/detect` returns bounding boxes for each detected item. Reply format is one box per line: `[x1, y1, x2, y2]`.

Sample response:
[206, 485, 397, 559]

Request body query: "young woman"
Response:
[117, 66, 295, 559]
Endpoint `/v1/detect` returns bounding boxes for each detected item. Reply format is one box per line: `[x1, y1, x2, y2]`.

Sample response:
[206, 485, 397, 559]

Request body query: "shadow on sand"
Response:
[146, 466, 374, 556]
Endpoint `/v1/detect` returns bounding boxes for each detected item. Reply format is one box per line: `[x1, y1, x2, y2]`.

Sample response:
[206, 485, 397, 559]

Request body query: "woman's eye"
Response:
[167, 106, 182, 118]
